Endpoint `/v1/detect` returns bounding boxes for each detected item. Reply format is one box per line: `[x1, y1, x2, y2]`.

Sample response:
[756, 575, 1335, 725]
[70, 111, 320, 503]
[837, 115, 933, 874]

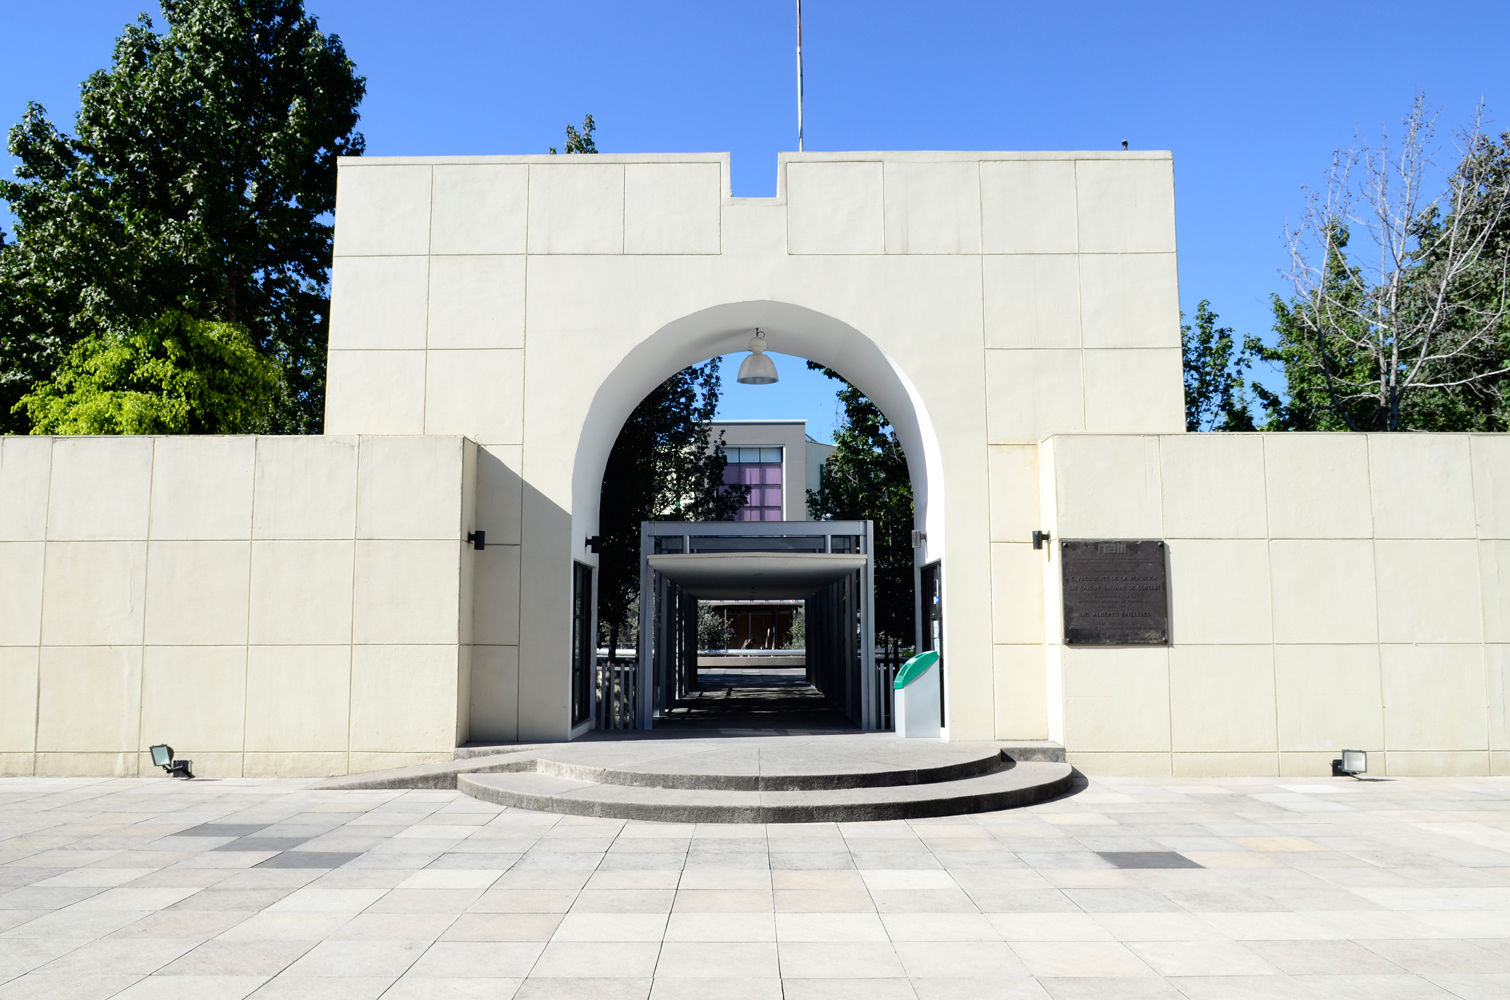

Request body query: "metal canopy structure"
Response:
[646, 552, 868, 600]
[637, 520, 878, 731]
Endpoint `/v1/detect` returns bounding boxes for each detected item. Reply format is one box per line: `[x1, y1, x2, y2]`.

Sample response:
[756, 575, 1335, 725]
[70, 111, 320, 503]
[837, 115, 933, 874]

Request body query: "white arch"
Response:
[570, 300, 945, 565]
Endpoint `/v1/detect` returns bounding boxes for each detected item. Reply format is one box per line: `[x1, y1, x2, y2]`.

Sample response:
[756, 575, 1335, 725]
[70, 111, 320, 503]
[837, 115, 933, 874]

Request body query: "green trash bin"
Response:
[893, 650, 941, 738]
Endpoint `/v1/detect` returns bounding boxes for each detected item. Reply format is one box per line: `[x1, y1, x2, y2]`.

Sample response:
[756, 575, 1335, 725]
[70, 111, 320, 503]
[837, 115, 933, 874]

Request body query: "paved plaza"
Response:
[3, 773, 1510, 999]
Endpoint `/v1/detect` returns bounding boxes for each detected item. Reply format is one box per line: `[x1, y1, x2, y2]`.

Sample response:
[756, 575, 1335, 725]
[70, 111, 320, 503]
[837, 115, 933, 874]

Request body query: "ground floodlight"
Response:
[1332, 749, 1367, 777]
[150, 743, 195, 779]
[736, 329, 779, 385]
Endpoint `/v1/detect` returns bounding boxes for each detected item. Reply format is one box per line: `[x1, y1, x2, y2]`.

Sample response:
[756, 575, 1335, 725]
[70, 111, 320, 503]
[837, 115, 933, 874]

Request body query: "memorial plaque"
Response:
[1061, 540, 1169, 645]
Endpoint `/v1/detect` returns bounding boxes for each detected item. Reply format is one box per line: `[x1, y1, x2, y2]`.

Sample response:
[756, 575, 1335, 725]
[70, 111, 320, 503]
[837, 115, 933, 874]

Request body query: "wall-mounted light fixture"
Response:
[1331, 750, 1367, 777]
[910, 530, 926, 548]
[466, 530, 486, 551]
[149, 744, 193, 778]
[1032, 530, 1052, 550]
[736, 329, 779, 385]
[586, 536, 603, 554]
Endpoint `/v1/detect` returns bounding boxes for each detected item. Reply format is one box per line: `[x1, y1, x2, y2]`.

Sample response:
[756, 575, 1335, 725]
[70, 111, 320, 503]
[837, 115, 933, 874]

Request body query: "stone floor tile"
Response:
[404, 941, 544, 978]
[585, 872, 680, 891]
[653, 941, 778, 978]
[215, 911, 353, 942]
[6, 906, 155, 941]
[882, 912, 1000, 941]
[441, 913, 562, 942]
[1009, 942, 1157, 978]
[871, 889, 978, 913]
[513, 979, 645, 999]
[1161, 975, 1324, 999]
[773, 889, 876, 913]
[1037, 870, 1138, 889]
[987, 913, 1115, 942]
[471, 889, 579, 913]
[1126, 940, 1280, 976]
[779, 978, 918, 1000]
[909, 978, 1052, 999]
[774, 912, 888, 942]
[247, 975, 395, 999]
[264, 888, 387, 913]
[663, 911, 775, 942]
[895, 941, 1030, 978]
[648, 977, 783, 999]
[1242, 939, 1405, 975]
[860, 870, 957, 891]
[157, 939, 316, 976]
[166, 888, 292, 911]
[1059, 890, 1181, 913]
[551, 912, 668, 942]
[1036, 977, 1185, 998]
[109, 975, 271, 999]
[776, 942, 906, 979]
[770, 870, 866, 890]
[1356, 938, 1510, 974]
[670, 889, 771, 913]
[368, 888, 485, 913]
[0, 974, 143, 1000]
[966, 889, 1081, 913]
[325, 911, 453, 942]
[529, 941, 661, 978]
[379, 976, 525, 999]
[675, 870, 769, 890]
[284, 939, 428, 976]
[569, 890, 674, 914]
[34, 937, 195, 975]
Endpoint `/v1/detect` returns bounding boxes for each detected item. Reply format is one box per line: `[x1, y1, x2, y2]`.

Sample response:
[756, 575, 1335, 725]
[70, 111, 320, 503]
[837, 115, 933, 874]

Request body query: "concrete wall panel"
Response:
[431, 164, 528, 255]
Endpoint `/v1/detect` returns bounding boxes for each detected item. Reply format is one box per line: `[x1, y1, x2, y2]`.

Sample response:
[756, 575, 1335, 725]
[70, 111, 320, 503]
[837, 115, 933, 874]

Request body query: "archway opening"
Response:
[569, 302, 945, 738]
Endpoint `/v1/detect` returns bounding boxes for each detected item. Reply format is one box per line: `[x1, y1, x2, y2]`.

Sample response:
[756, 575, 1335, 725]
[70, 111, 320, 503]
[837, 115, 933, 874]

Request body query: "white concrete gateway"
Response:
[3, 150, 1510, 780]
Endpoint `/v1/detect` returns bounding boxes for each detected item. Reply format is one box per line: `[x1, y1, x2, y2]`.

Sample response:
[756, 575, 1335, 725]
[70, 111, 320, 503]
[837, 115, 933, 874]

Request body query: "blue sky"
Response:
[4, 1, 1509, 442]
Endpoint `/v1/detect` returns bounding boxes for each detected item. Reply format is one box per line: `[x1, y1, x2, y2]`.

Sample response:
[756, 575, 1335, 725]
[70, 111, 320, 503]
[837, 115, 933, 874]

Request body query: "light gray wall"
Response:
[1026, 433, 1510, 778]
[0, 434, 478, 778]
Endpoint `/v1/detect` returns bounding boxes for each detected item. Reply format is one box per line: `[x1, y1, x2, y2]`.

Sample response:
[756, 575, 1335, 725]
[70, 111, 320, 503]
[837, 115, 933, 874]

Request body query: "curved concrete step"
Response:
[535, 748, 1009, 791]
[458, 759, 1075, 823]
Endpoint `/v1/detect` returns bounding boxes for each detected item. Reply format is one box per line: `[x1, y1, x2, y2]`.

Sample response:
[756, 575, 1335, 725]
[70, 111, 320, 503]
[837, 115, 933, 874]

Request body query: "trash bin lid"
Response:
[893, 650, 940, 690]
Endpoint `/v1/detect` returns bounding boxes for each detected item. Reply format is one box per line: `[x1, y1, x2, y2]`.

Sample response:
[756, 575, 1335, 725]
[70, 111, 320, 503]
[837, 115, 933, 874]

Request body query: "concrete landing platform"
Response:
[315, 736, 1075, 822]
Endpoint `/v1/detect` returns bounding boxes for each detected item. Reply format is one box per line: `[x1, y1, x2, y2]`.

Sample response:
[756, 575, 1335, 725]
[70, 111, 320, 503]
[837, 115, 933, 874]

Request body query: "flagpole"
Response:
[796, 0, 805, 152]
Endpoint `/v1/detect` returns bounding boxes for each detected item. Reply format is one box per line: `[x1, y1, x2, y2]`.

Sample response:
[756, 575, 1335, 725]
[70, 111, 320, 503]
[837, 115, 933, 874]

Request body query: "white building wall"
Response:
[0, 434, 477, 778]
[324, 151, 1185, 743]
[1036, 432, 1510, 778]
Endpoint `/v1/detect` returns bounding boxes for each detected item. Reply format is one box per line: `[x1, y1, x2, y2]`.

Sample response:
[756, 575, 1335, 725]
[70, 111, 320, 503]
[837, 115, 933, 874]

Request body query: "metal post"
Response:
[861, 519, 877, 730]
[796, 0, 805, 153]
[637, 523, 653, 729]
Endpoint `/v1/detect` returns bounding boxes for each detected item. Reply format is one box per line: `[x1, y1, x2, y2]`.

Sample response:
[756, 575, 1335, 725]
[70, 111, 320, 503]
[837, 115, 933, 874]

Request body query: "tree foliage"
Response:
[1182, 300, 1258, 431]
[15, 310, 283, 435]
[805, 363, 915, 648]
[1262, 96, 1510, 431]
[0, 0, 365, 433]
[596, 361, 749, 658]
[550, 115, 597, 155]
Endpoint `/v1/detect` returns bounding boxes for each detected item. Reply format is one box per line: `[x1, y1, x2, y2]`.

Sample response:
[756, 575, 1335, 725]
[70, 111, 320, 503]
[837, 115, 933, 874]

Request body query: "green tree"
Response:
[1266, 97, 1510, 431]
[0, 0, 365, 434]
[1182, 300, 1258, 431]
[16, 310, 283, 434]
[550, 115, 597, 155]
[596, 361, 749, 661]
[805, 363, 915, 648]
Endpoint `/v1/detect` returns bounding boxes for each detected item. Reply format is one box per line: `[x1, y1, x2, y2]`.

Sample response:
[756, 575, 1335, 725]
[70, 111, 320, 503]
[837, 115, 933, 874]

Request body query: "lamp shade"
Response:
[737, 330, 779, 385]
[737, 352, 779, 385]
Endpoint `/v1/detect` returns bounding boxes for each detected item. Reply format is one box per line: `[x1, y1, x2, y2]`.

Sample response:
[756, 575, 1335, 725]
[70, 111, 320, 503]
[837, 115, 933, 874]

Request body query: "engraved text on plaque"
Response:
[1061, 540, 1169, 645]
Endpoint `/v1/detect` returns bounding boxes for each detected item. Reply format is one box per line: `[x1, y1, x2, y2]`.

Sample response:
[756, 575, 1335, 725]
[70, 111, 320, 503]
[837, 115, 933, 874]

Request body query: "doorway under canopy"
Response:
[602, 520, 880, 733]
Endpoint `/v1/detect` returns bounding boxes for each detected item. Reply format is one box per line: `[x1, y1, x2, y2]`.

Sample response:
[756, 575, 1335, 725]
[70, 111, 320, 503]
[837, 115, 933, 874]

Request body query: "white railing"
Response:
[595, 657, 639, 730]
